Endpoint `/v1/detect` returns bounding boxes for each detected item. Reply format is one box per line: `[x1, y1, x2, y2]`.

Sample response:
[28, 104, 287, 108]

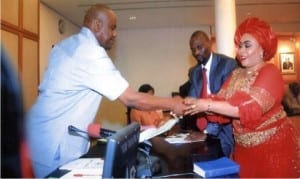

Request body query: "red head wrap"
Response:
[234, 17, 278, 61]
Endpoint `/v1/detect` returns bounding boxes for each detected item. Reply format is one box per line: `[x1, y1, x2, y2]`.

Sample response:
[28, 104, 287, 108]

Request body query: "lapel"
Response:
[189, 64, 202, 97]
[209, 53, 220, 93]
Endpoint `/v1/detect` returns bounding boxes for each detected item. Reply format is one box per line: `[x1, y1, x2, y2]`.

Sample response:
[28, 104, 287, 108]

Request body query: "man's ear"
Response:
[92, 19, 102, 32]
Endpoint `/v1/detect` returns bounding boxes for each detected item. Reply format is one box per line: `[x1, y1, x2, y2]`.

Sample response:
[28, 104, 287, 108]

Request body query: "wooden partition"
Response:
[1, 0, 40, 111]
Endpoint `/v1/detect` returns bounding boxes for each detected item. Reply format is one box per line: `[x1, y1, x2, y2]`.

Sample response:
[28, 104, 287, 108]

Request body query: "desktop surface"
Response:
[48, 133, 223, 178]
[149, 135, 224, 177]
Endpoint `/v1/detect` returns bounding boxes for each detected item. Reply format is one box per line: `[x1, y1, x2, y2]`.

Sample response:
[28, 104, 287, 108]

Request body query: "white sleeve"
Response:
[80, 47, 129, 101]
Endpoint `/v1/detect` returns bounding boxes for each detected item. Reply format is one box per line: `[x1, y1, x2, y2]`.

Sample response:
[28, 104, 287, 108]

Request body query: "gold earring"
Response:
[260, 52, 263, 59]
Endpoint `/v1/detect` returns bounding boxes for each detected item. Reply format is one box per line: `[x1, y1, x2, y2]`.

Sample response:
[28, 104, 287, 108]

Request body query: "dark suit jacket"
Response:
[187, 52, 237, 156]
[188, 53, 237, 97]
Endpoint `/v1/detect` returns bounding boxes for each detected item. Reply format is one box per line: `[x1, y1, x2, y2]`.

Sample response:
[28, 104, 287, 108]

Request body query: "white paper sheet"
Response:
[165, 133, 206, 144]
[139, 118, 178, 142]
[59, 158, 104, 178]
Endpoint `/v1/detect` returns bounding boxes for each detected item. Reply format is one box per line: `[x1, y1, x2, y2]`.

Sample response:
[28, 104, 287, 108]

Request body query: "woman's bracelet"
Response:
[207, 103, 212, 112]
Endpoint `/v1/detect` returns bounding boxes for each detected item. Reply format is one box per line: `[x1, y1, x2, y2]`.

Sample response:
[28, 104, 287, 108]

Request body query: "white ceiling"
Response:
[41, 0, 300, 34]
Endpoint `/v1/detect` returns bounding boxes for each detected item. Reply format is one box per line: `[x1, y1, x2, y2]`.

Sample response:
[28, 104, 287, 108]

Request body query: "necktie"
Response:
[200, 67, 208, 98]
[197, 67, 208, 131]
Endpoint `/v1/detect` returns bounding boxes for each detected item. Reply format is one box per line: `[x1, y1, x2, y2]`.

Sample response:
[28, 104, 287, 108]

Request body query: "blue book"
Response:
[193, 157, 240, 178]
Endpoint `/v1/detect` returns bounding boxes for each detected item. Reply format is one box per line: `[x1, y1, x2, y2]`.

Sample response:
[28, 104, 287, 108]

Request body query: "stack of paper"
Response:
[139, 118, 178, 142]
[193, 157, 240, 178]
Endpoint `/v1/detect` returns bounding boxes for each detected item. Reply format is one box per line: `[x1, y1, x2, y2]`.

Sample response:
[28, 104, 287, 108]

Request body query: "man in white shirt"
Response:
[26, 4, 187, 177]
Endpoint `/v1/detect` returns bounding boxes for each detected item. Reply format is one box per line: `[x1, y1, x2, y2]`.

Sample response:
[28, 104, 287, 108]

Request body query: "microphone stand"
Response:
[68, 125, 89, 140]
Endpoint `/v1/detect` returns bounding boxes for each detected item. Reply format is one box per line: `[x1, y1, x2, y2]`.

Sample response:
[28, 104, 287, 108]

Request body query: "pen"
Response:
[73, 173, 102, 177]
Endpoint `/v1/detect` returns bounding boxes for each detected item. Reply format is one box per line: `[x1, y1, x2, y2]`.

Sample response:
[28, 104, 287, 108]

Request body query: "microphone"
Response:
[68, 124, 116, 139]
[68, 125, 89, 139]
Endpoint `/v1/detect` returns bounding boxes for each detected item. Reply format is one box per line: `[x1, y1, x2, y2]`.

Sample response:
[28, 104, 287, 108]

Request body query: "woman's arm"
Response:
[184, 98, 239, 118]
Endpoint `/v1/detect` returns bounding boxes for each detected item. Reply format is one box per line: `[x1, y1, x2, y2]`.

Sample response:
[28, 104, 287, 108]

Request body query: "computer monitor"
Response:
[102, 122, 140, 178]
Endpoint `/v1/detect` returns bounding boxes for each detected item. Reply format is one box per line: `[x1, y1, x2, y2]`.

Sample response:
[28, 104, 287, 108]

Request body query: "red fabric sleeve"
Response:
[228, 91, 263, 129]
[206, 95, 231, 124]
[252, 64, 284, 103]
[229, 64, 284, 129]
[207, 64, 284, 130]
[205, 74, 234, 124]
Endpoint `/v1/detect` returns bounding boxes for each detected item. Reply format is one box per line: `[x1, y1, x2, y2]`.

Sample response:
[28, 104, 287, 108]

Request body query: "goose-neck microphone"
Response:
[68, 123, 116, 139]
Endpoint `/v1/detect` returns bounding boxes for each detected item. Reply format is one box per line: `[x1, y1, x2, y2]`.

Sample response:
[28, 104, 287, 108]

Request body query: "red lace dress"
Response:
[208, 64, 300, 177]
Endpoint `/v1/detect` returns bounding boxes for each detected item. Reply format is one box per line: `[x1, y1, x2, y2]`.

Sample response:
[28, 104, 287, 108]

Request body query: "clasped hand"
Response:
[184, 97, 212, 115]
[171, 97, 212, 117]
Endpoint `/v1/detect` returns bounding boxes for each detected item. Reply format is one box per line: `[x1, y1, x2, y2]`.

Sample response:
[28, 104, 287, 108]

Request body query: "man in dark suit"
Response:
[187, 31, 237, 156]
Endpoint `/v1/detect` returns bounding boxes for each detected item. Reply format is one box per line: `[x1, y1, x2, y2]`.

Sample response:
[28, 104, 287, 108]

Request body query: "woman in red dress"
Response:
[184, 17, 300, 177]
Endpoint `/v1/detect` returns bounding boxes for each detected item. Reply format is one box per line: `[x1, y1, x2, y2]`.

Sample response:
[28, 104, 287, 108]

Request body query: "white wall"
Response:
[99, 26, 209, 129]
[39, 3, 79, 80]
[113, 27, 208, 97]
[39, 3, 210, 129]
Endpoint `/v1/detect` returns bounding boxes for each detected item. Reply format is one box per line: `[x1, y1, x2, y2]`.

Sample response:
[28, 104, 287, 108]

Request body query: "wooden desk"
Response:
[48, 134, 223, 178]
[149, 135, 223, 177]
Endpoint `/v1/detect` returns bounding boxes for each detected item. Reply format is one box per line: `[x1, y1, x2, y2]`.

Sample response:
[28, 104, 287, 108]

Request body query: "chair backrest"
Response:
[126, 106, 132, 124]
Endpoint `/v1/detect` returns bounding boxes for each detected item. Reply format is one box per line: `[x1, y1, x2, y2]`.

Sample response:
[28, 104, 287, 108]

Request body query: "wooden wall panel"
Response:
[23, 0, 39, 33]
[1, 0, 19, 26]
[1, 30, 19, 72]
[1, 0, 39, 111]
[22, 38, 38, 110]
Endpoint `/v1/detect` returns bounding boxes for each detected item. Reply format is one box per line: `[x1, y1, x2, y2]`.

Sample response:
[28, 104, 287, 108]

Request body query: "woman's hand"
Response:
[184, 97, 212, 115]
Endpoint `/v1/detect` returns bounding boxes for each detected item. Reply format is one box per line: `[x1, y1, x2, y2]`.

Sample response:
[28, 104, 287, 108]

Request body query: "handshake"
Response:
[171, 97, 213, 117]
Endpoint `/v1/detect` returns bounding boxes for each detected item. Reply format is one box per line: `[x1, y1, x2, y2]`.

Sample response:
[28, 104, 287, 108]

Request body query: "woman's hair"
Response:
[138, 84, 154, 93]
[234, 17, 278, 61]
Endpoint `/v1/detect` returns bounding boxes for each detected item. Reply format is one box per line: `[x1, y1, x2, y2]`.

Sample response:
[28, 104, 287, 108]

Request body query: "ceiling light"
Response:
[129, 16, 136, 20]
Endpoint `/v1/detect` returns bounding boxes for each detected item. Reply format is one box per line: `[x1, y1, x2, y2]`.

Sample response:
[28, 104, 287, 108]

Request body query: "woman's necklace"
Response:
[245, 62, 266, 75]
[241, 62, 266, 85]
